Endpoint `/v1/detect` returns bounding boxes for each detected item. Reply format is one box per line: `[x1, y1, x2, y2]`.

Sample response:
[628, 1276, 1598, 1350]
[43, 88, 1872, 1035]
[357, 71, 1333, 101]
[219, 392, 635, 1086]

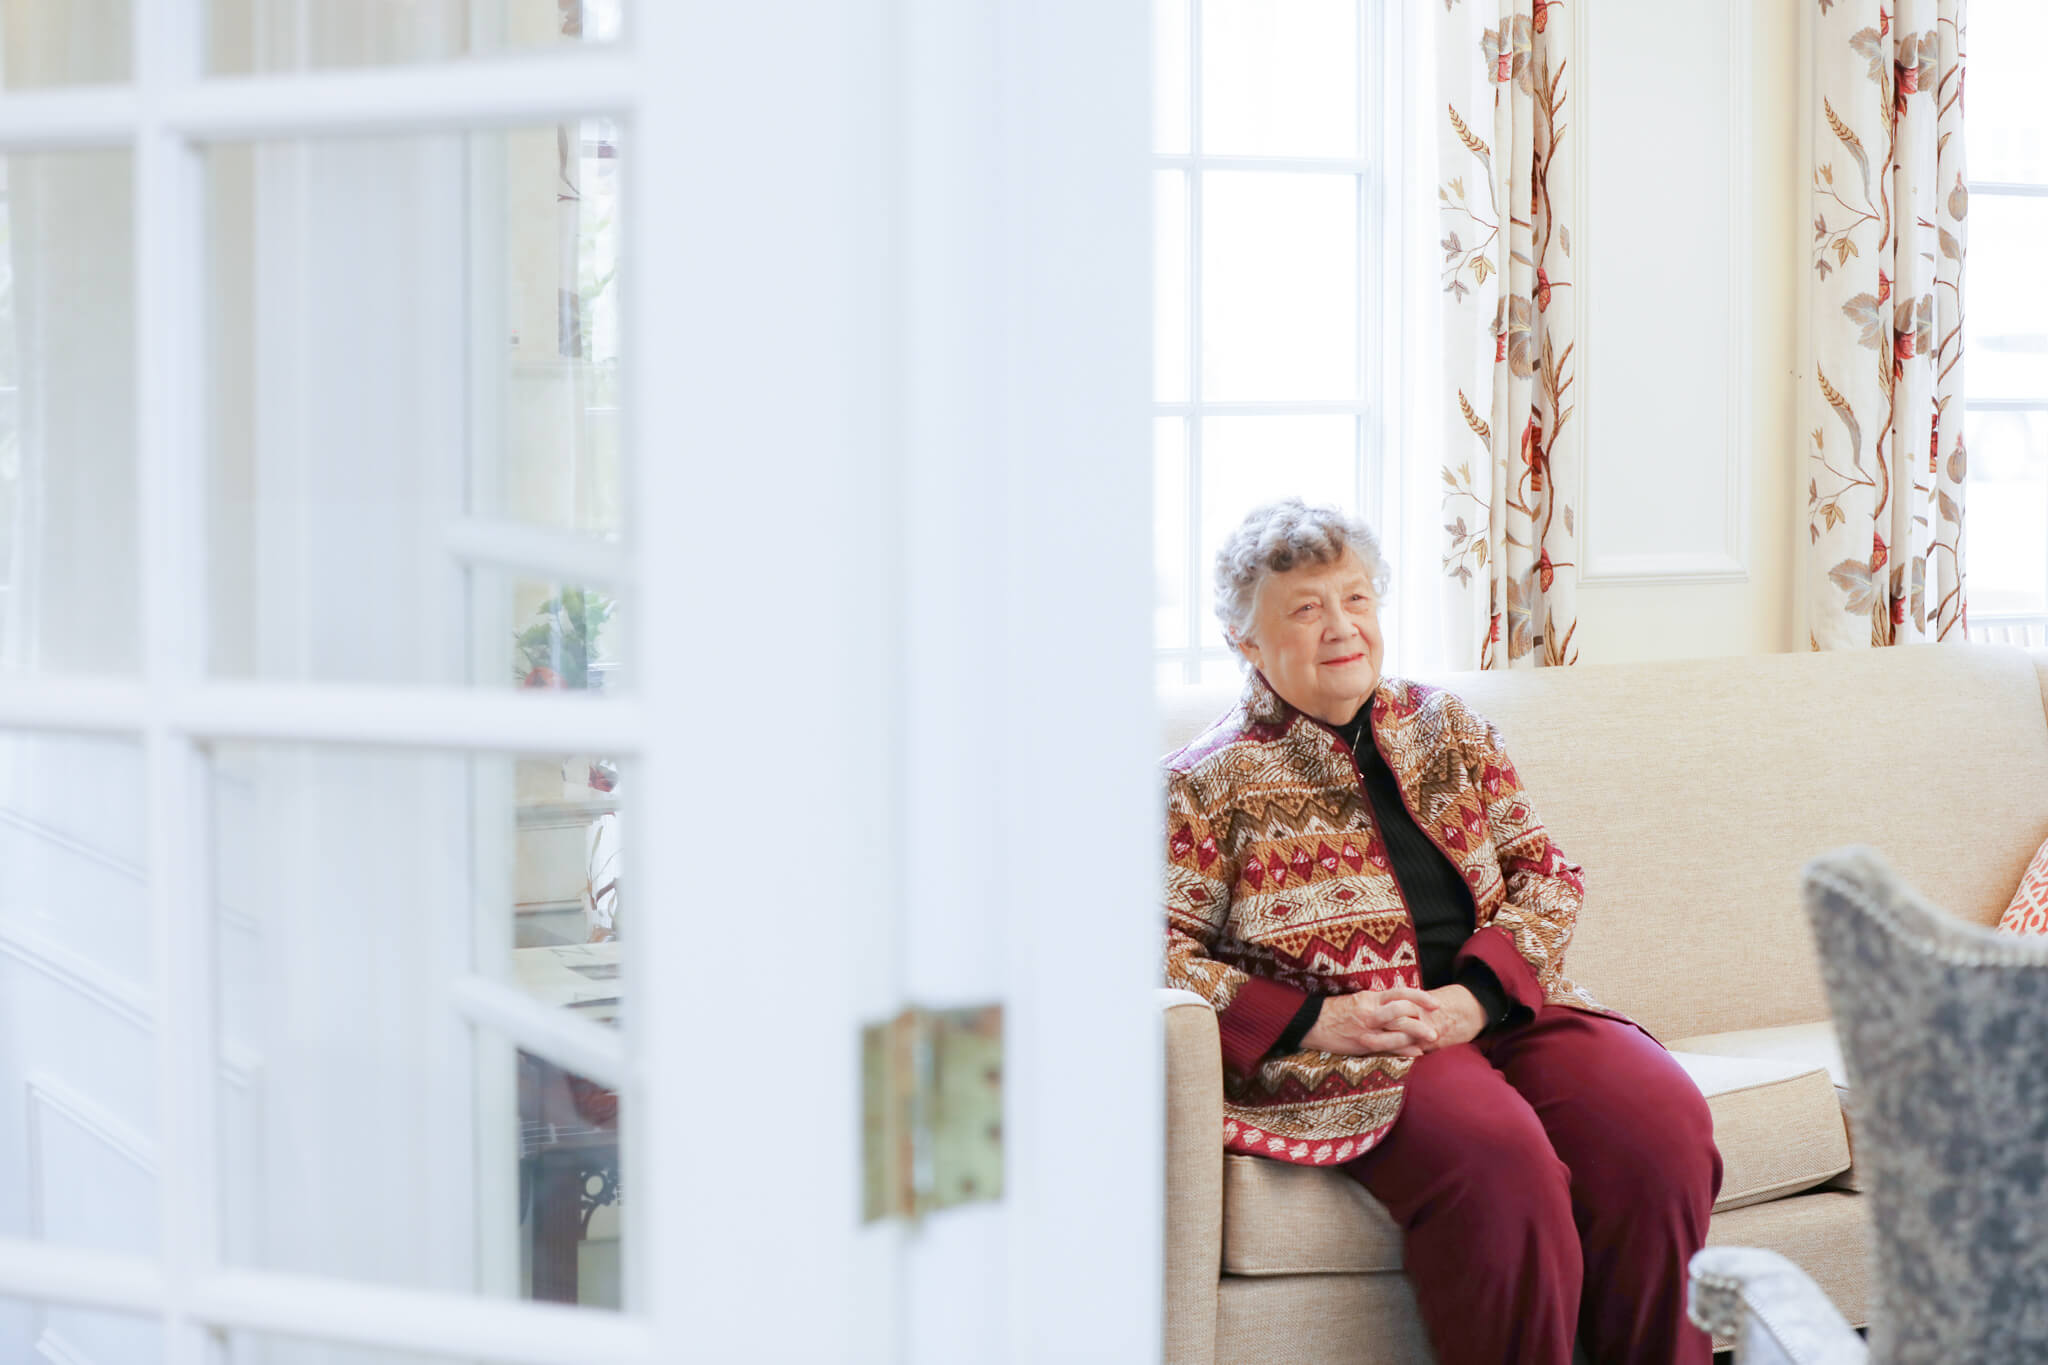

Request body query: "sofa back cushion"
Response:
[1159, 646, 2048, 1041]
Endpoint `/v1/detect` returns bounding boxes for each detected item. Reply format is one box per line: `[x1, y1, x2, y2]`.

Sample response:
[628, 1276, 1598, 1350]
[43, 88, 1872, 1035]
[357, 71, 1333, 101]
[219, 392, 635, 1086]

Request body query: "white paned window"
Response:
[1152, 0, 1416, 685]
[1963, 1, 2048, 646]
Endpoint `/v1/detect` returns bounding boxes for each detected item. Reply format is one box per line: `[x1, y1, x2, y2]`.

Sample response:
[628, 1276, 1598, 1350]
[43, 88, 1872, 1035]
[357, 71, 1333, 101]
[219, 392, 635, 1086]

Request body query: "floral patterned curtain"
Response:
[1808, 0, 1967, 648]
[1435, 0, 1579, 670]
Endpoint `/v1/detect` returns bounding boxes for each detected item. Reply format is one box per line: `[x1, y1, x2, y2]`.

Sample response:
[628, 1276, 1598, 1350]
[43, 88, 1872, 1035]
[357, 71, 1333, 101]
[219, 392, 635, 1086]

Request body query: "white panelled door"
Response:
[0, 2, 1157, 1363]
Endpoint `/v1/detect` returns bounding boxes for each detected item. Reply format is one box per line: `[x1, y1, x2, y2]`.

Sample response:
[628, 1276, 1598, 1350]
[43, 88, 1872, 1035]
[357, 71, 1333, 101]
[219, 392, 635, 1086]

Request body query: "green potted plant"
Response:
[515, 587, 619, 800]
[514, 586, 615, 691]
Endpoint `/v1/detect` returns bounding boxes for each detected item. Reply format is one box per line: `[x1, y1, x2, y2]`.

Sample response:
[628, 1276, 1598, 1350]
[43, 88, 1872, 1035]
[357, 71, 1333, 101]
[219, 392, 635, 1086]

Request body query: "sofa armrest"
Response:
[1688, 1247, 1867, 1365]
[2029, 647, 2048, 726]
[1161, 990, 1222, 1365]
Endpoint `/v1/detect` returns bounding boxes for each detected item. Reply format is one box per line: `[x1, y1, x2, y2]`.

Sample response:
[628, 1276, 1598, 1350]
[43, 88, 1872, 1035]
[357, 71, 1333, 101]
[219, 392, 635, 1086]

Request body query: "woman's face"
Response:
[1236, 548, 1384, 725]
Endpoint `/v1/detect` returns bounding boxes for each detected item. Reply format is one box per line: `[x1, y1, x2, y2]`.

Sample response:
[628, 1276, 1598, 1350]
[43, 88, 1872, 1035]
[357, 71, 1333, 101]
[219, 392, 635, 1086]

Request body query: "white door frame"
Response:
[0, 2, 1158, 1360]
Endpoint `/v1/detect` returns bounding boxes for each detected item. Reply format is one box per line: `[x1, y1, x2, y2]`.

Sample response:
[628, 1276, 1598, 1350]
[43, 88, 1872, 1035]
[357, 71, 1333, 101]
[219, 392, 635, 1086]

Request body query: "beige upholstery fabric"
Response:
[1164, 1000, 1224, 1365]
[1666, 1051, 1849, 1210]
[1219, 1047, 1848, 1278]
[1215, 1272, 1430, 1365]
[1159, 646, 2048, 1043]
[1204, 1193, 1868, 1364]
[1673, 1021, 1866, 1192]
[1222, 1156, 1402, 1275]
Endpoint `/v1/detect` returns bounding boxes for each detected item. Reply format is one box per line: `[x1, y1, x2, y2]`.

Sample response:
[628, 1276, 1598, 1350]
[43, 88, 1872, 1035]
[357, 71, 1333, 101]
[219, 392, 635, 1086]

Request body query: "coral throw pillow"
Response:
[1999, 836, 2048, 935]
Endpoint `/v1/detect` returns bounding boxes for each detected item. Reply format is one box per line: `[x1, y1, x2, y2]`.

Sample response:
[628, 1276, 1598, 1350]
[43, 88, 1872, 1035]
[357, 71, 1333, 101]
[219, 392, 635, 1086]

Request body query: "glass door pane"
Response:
[208, 0, 625, 75]
[227, 1337, 533, 1365]
[204, 126, 627, 692]
[0, 149, 138, 675]
[0, 730, 155, 1259]
[0, 2, 131, 87]
[213, 741, 628, 1308]
[0, 1297, 157, 1364]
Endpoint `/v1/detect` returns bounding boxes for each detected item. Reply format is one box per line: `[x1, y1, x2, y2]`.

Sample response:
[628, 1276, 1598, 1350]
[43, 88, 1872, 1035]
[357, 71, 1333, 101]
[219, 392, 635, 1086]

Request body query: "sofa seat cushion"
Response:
[1221, 1035, 1852, 1276]
[1671, 1021, 1863, 1191]
[1222, 1154, 1404, 1275]
[1664, 1048, 1851, 1209]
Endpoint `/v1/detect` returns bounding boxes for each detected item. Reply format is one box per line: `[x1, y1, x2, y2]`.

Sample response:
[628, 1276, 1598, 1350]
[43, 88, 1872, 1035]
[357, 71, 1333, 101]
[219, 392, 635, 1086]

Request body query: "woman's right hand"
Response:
[1299, 987, 1445, 1058]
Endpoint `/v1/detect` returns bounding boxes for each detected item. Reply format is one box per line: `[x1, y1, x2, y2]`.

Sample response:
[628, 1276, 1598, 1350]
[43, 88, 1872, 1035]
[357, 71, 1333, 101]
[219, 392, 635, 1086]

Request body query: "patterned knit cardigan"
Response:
[1164, 670, 1618, 1167]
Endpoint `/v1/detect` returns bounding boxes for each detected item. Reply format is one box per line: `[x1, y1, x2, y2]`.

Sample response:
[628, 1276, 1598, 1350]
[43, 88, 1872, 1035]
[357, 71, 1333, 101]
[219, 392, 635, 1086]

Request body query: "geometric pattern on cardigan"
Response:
[1165, 670, 1615, 1165]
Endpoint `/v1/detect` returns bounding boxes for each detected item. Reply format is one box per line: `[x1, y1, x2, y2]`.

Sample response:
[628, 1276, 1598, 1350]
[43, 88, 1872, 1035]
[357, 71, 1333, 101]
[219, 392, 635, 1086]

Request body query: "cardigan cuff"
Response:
[1217, 976, 1309, 1078]
[1454, 924, 1545, 1022]
[1271, 992, 1324, 1056]
[1455, 961, 1512, 1033]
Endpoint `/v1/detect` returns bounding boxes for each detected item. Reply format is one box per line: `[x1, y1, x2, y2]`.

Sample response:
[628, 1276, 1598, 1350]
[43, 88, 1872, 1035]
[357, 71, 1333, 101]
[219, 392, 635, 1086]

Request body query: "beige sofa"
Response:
[1159, 644, 2048, 1365]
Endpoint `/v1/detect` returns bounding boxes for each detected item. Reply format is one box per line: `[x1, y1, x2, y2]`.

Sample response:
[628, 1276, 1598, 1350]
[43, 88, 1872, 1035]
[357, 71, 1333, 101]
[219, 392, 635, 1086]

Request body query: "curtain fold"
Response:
[1434, 0, 1579, 670]
[1808, 0, 1968, 648]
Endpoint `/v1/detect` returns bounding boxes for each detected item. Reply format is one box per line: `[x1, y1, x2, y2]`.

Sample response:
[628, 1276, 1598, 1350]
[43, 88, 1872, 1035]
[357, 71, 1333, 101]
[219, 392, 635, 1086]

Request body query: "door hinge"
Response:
[861, 1004, 1003, 1223]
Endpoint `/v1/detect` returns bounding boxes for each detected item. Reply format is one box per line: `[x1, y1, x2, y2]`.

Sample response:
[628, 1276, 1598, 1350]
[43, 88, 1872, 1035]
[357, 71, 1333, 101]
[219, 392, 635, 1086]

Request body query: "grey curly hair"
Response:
[1213, 499, 1390, 651]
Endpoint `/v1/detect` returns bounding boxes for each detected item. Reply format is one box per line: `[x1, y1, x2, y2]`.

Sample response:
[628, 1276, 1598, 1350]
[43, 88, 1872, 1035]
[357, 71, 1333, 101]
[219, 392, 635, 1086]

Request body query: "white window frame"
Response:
[1966, 174, 2048, 647]
[1152, 0, 1413, 683]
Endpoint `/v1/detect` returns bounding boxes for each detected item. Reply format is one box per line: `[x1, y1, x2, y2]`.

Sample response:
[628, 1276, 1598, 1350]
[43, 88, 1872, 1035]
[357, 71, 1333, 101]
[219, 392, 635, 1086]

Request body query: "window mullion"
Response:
[133, 4, 212, 1364]
[160, 49, 636, 139]
[1361, 0, 1389, 657]
[1968, 180, 2048, 199]
[1963, 398, 2048, 412]
[1184, 0, 1205, 682]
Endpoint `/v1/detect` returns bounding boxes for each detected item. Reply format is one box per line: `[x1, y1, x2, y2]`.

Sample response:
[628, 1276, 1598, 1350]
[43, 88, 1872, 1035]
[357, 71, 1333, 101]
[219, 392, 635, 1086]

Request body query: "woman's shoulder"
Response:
[1162, 702, 1301, 787]
[1164, 703, 1263, 771]
[1378, 676, 1493, 742]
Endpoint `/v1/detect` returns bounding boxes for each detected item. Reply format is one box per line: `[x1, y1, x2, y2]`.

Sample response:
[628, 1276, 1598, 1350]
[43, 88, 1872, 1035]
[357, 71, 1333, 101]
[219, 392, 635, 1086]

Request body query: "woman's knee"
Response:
[1581, 1058, 1722, 1211]
[1357, 1057, 1578, 1239]
[1431, 1127, 1578, 1235]
[1649, 1056, 1721, 1194]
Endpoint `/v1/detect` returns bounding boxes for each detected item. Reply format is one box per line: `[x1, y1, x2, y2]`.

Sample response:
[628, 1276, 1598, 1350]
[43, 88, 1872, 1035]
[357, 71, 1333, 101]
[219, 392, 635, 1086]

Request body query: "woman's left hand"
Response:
[1418, 985, 1488, 1051]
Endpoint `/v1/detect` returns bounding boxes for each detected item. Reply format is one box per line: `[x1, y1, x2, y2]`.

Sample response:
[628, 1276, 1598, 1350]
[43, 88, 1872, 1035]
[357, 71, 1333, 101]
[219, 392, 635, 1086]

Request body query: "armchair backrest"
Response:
[1803, 846, 2048, 1363]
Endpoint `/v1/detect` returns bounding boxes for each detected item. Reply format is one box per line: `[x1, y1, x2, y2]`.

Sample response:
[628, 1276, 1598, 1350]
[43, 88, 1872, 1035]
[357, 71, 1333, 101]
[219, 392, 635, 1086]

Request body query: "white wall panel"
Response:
[1578, 0, 1753, 584]
[35, 1307, 160, 1365]
[0, 931, 160, 1365]
[0, 732, 148, 988]
[0, 724, 157, 1362]
[26, 1076, 157, 1250]
[0, 822, 148, 990]
[0, 948, 157, 1248]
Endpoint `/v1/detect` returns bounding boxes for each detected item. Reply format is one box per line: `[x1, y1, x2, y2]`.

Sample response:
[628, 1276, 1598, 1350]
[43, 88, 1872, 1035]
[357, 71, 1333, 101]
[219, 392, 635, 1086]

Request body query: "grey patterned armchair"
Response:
[1687, 847, 2048, 1364]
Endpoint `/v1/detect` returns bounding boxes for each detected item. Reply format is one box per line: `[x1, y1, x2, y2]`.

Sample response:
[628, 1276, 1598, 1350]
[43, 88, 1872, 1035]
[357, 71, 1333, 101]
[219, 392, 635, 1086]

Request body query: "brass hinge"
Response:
[861, 1004, 1003, 1222]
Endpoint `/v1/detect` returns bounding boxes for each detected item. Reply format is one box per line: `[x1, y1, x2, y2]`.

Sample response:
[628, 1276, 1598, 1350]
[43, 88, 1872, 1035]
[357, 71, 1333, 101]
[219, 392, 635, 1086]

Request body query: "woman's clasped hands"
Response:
[1299, 984, 1488, 1058]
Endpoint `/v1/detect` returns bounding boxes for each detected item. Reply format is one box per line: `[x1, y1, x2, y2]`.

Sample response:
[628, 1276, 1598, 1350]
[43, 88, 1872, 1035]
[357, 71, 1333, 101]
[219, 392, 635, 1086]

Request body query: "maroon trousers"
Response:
[1342, 1006, 1722, 1365]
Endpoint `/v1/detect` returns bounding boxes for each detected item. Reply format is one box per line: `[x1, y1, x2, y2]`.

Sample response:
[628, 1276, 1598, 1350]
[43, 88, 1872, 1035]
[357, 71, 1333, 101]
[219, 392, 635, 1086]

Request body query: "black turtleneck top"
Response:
[1269, 699, 1517, 1053]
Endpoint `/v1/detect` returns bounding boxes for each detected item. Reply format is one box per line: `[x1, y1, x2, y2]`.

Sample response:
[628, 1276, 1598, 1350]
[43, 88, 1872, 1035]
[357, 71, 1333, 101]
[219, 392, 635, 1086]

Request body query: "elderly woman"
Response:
[1164, 500, 1722, 1365]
